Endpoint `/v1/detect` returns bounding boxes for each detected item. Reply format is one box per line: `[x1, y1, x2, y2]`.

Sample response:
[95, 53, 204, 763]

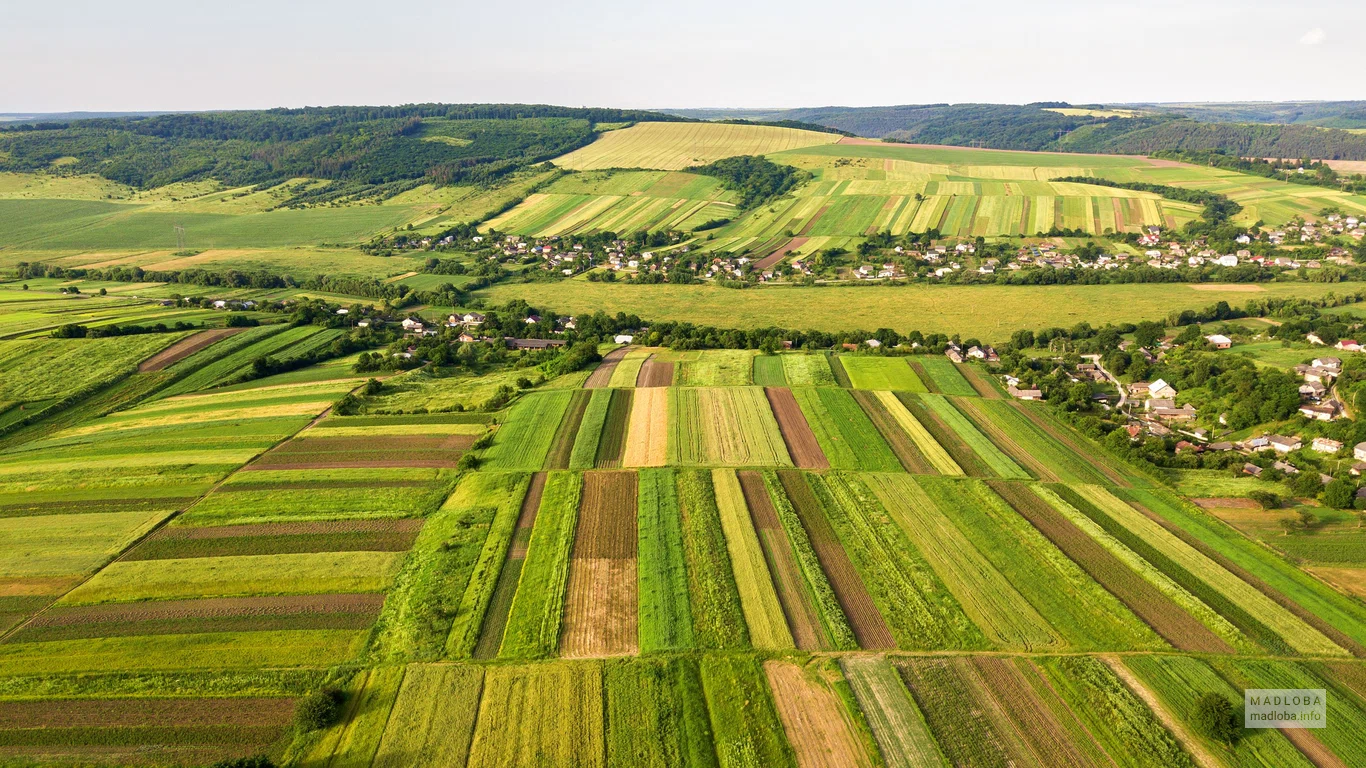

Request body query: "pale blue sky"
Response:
[2, 0, 1362, 111]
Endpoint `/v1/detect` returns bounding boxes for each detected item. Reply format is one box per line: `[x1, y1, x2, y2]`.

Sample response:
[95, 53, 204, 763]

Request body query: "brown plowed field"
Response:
[739, 471, 827, 651]
[0, 497, 198, 516]
[766, 387, 828, 469]
[972, 657, 1101, 768]
[127, 519, 424, 560]
[779, 471, 894, 649]
[635, 357, 674, 387]
[28, 594, 385, 627]
[561, 471, 639, 657]
[545, 390, 591, 469]
[585, 346, 631, 388]
[989, 481, 1231, 654]
[0, 697, 295, 728]
[247, 434, 472, 469]
[560, 559, 638, 657]
[138, 328, 244, 372]
[1193, 497, 1259, 509]
[765, 661, 873, 768]
[755, 237, 809, 271]
[151, 519, 423, 540]
[511, 472, 547, 558]
[956, 363, 1001, 398]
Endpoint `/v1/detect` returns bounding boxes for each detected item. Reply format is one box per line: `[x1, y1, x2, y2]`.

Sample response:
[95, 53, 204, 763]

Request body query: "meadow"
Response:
[480, 280, 1346, 340]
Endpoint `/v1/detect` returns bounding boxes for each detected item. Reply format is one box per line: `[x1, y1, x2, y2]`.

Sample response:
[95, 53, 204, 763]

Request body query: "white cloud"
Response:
[1299, 27, 1326, 45]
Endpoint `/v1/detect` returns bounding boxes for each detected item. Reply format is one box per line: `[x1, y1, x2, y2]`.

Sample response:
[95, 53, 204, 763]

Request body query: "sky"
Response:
[3, 0, 1364, 112]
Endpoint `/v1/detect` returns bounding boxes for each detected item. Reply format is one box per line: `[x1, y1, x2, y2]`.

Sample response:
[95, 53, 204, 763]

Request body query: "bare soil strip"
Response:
[474, 473, 546, 659]
[562, 471, 639, 657]
[956, 363, 1001, 398]
[1283, 727, 1350, 768]
[0, 697, 295, 729]
[765, 661, 874, 768]
[972, 657, 1101, 768]
[756, 237, 809, 271]
[779, 471, 895, 649]
[585, 346, 631, 388]
[739, 471, 828, 650]
[989, 481, 1232, 654]
[635, 357, 674, 387]
[1192, 497, 1259, 509]
[243, 458, 461, 470]
[766, 387, 828, 469]
[138, 328, 245, 372]
[148, 519, 423, 540]
[850, 390, 935, 474]
[29, 594, 385, 627]
[546, 390, 591, 470]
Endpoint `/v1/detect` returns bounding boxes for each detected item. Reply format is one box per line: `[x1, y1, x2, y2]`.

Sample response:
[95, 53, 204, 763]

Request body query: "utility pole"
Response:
[174, 223, 185, 251]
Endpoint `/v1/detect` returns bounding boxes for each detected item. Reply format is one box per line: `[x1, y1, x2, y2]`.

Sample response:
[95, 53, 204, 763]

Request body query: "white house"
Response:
[1311, 437, 1343, 454]
[1268, 435, 1303, 453]
[614, 334, 634, 344]
[1149, 379, 1177, 399]
[1205, 334, 1232, 349]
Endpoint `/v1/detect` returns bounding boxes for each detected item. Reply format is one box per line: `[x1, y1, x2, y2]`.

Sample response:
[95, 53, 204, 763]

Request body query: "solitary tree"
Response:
[1192, 693, 1238, 745]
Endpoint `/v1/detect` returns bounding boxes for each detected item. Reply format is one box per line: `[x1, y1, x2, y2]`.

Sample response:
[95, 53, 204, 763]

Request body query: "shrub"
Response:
[1248, 490, 1281, 509]
[295, 686, 344, 731]
[211, 758, 275, 768]
[1323, 479, 1355, 509]
[1192, 693, 1238, 744]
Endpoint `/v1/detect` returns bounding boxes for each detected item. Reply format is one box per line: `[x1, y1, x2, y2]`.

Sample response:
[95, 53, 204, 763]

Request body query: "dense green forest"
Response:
[0, 104, 688, 205]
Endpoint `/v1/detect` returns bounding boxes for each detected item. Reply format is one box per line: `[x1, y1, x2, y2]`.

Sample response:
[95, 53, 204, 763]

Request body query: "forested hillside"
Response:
[0, 104, 688, 205]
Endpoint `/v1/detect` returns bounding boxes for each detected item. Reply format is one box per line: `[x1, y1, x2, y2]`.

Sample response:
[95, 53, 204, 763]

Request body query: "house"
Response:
[1351, 461, 1366, 477]
[524, 315, 542, 325]
[614, 334, 634, 344]
[865, 339, 882, 348]
[457, 332, 476, 343]
[1273, 460, 1300, 475]
[212, 300, 228, 309]
[1147, 398, 1176, 412]
[1355, 441, 1366, 462]
[1148, 378, 1176, 399]
[967, 346, 986, 360]
[1299, 404, 1337, 421]
[1242, 463, 1264, 477]
[504, 338, 566, 350]
[400, 318, 425, 333]
[1335, 339, 1362, 352]
[1207, 441, 1235, 452]
[1312, 437, 1343, 454]
[1268, 435, 1303, 453]
[461, 312, 486, 326]
[1205, 334, 1232, 349]
[945, 347, 965, 363]
[1007, 386, 1043, 401]
[1303, 367, 1336, 384]
[1128, 382, 1151, 398]
[1216, 254, 1239, 267]
[1300, 381, 1328, 400]
[1152, 404, 1197, 422]
[1244, 436, 1271, 451]
[1312, 356, 1342, 372]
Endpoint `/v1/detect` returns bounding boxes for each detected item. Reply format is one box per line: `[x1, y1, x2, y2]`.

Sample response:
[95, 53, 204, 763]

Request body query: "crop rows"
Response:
[765, 387, 828, 469]
[870, 391, 960, 474]
[712, 469, 793, 649]
[637, 469, 693, 652]
[593, 389, 633, 468]
[622, 386, 668, 467]
[865, 475, 1058, 650]
[499, 471, 581, 659]
[669, 387, 791, 467]
[839, 357, 927, 392]
[676, 469, 749, 650]
[792, 387, 899, 471]
[482, 391, 572, 471]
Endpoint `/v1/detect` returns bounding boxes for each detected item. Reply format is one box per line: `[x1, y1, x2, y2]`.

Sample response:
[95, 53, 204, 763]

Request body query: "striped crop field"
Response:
[553, 121, 841, 170]
[485, 171, 738, 236]
[917, 358, 978, 396]
[865, 474, 1059, 651]
[712, 469, 793, 650]
[918, 395, 1028, 478]
[870, 391, 961, 474]
[1068, 484, 1346, 657]
[791, 387, 900, 471]
[780, 353, 837, 386]
[669, 387, 791, 466]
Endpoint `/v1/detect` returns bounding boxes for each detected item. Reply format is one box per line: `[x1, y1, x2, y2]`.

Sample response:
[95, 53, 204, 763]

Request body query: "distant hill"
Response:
[663, 102, 1366, 161]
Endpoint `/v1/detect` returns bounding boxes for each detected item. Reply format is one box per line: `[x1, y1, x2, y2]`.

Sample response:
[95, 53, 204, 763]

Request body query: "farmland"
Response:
[5, 132, 1366, 766]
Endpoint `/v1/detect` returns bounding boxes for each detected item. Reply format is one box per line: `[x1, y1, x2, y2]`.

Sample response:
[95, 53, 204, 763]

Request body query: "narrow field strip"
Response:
[921, 395, 1027, 478]
[562, 471, 639, 658]
[712, 469, 794, 650]
[766, 387, 828, 469]
[738, 470, 829, 651]
[872, 391, 961, 475]
[765, 660, 875, 768]
[622, 386, 667, 468]
[851, 390, 936, 474]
